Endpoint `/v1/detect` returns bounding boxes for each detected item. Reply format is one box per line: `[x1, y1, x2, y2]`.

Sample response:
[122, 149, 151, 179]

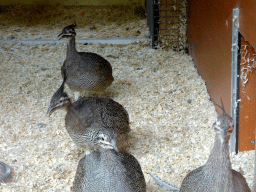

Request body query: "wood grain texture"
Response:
[238, 36, 256, 151]
[187, 0, 255, 151]
[239, 0, 256, 49]
[187, 0, 237, 115]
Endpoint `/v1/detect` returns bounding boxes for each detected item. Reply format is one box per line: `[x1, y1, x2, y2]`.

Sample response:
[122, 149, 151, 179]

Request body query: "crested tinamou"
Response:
[58, 22, 114, 101]
[150, 100, 251, 192]
[47, 75, 130, 154]
[72, 147, 146, 192]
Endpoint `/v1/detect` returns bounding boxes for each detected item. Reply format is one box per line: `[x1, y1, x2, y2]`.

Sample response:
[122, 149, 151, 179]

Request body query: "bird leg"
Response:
[74, 91, 80, 101]
[84, 145, 92, 155]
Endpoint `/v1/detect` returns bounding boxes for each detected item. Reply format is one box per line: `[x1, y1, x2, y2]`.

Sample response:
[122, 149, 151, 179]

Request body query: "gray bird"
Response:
[150, 100, 251, 192]
[47, 75, 130, 154]
[58, 22, 114, 101]
[72, 148, 146, 192]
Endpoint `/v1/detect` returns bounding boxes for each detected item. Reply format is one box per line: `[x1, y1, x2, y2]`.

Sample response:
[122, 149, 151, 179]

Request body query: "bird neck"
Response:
[62, 102, 71, 112]
[205, 133, 232, 176]
[66, 37, 77, 58]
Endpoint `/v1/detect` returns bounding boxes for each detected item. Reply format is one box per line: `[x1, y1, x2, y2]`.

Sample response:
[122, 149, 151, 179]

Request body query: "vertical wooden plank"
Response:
[238, 36, 256, 151]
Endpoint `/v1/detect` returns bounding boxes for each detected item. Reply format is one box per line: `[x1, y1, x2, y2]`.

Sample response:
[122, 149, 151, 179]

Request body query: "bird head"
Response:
[58, 22, 77, 40]
[213, 99, 234, 141]
[94, 127, 119, 152]
[47, 77, 71, 116]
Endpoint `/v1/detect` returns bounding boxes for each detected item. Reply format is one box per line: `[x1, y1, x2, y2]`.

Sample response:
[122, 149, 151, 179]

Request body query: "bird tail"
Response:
[149, 172, 180, 191]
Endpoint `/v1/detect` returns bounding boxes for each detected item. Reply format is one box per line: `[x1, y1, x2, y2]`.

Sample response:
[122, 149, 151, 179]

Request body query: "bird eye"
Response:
[60, 98, 66, 103]
[98, 137, 105, 141]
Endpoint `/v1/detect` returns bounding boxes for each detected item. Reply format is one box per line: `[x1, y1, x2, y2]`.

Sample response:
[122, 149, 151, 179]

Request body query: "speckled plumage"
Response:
[72, 148, 146, 192]
[59, 23, 114, 100]
[179, 102, 251, 192]
[65, 96, 130, 150]
[47, 76, 130, 152]
[151, 101, 251, 192]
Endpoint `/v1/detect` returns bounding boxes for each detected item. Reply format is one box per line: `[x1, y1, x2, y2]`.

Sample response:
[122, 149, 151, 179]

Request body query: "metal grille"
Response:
[147, 0, 187, 50]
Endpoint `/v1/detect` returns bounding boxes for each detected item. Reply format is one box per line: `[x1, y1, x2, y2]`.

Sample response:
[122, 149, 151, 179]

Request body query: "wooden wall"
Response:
[239, 36, 256, 151]
[239, 0, 256, 50]
[187, 0, 237, 114]
[187, 0, 256, 151]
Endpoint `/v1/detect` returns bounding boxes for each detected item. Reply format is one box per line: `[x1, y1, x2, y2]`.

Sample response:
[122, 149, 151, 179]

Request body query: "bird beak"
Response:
[58, 32, 64, 40]
[111, 140, 119, 152]
[46, 106, 52, 116]
[58, 31, 76, 40]
[46, 104, 54, 116]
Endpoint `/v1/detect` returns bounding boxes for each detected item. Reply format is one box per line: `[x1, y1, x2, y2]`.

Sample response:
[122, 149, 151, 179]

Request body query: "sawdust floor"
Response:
[0, 5, 254, 192]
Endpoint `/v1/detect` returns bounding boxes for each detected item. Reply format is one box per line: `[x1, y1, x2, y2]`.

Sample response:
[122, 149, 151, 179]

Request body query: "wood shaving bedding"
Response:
[0, 4, 254, 192]
[0, 41, 254, 191]
[0, 5, 148, 40]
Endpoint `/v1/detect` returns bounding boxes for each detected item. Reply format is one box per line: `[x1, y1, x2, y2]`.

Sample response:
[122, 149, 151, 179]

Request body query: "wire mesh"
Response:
[147, 0, 187, 50]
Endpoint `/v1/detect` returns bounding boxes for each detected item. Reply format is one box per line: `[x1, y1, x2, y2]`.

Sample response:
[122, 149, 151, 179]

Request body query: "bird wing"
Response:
[101, 99, 130, 134]
[118, 151, 146, 191]
[231, 169, 251, 192]
[78, 52, 113, 76]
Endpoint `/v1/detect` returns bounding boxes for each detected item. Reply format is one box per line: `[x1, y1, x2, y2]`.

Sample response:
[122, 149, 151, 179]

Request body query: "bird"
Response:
[58, 22, 114, 101]
[150, 100, 251, 192]
[72, 147, 146, 192]
[47, 74, 130, 154]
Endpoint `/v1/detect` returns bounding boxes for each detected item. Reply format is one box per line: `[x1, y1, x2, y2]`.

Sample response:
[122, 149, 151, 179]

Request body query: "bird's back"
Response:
[180, 166, 211, 192]
[231, 169, 251, 192]
[63, 51, 114, 92]
[100, 97, 130, 134]
[180, 165, 251, 192]
[65, 97, 130, 148]
[72, 149, 146, 192]
[65, 97, 100, 147]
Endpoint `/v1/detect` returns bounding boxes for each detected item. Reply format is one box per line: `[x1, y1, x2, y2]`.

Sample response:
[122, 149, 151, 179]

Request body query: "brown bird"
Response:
[47, 75, 130, 154]
[58, 22, 114, 101]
